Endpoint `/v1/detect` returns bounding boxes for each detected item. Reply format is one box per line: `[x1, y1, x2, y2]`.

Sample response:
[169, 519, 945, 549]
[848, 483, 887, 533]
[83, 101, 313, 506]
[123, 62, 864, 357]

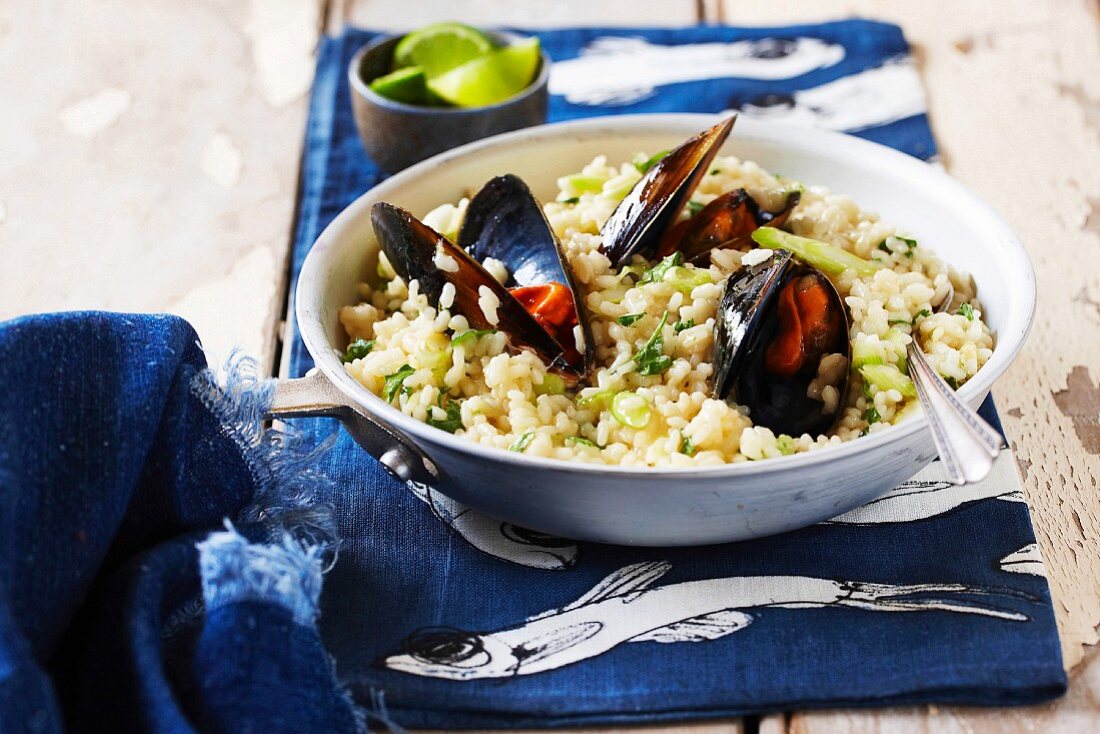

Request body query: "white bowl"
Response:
[294, 114, 1035, 546]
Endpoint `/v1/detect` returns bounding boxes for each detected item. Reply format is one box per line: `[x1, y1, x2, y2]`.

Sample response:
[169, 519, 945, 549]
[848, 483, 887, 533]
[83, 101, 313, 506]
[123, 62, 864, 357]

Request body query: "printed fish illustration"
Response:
[824, 479, 1024, 525]
[731, 57, 927, 133]
[405, 480, 578, 571]
[1000, 544, 1045, 577]
[382, 561, 1031, 680]
[549, 36, 845, 106]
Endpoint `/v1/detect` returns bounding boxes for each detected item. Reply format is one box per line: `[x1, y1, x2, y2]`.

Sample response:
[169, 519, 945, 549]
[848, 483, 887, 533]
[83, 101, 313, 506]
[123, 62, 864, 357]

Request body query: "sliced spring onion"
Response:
[577, 389, 614, 409]
[534, 373, 566, 396]
[851, 339, 885, 369]
[611, 391, 652, 429]
[557, 174, 606, 197]
[664, 265, 712, 293]
[860, 363, 917, 398]
[776, 434, 797, 455]
[565, 435, 599, 449]
[634, 149, 669, 173]
[679, 434, 696, 456]
[451, 328, 497, 348]
[958, 303, 975, 321]
[753, 227, 881, 277]
[509, 431, 535, 453]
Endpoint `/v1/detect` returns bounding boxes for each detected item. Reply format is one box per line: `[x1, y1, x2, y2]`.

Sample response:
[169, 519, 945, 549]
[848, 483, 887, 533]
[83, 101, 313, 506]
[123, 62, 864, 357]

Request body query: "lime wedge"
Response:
[427, 37, 541, 108]
[393, 22, 495, 78]
[369, 65, 430, 104]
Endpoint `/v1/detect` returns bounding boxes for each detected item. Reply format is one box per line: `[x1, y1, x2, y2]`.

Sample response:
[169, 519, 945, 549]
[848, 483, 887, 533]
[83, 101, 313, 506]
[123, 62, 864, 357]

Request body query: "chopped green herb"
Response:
[912, 309, 932, 324]
[427, 398, 463, 433]
[877, 242, 891, 253]
[561, 196, 580, 205]
[640, 252, 683, 284]
[636, 149, 670, 174]
[565, 435, 598, 449]
[944, 375, 962, 390]
[679, 435, 696, 456]
[776, 434, 797, 455]
[877, 235, 918, 258]
[616, 313, 646, 326]
[687, 200, 706, 216]
[673, 318, 695, 333]
[341, 338, 375, 363]
[509, 431, 535, 453]
[451, 328, 497, 347]
[710, 168, 721, 175]
[633, 312, 672, 376]
[864, 406, 881, 424]
[888, 318, 911, 326]
[958, 303, 975, 321]
[382, 364, 416, 402]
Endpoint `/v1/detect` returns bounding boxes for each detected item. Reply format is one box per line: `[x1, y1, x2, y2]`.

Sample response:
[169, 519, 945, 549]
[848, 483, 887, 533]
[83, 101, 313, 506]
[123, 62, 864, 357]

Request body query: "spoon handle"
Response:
[906, 343, 1006, 484]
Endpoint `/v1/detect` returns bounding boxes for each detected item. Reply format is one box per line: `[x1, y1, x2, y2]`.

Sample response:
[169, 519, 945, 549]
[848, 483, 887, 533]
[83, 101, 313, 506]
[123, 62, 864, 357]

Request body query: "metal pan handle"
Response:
[266, 369, 441, 486]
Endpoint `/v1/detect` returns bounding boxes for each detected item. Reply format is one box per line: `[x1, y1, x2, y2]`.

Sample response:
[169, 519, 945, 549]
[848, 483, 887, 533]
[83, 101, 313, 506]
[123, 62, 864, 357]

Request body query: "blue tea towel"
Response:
[284, 21, 1066, 728]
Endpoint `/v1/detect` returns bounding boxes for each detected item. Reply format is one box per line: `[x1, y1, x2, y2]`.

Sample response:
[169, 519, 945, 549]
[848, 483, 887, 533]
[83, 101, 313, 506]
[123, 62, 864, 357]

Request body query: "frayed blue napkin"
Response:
[285, 21, 1066, 728]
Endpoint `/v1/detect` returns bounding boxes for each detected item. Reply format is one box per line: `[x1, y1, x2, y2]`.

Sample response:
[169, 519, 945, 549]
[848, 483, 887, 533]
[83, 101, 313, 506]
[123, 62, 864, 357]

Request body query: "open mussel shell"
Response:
[599, 115, 736, 268]
[713, 249, 851, 437]
[656, 188, 801, 263]
[371, 201, 587, 382]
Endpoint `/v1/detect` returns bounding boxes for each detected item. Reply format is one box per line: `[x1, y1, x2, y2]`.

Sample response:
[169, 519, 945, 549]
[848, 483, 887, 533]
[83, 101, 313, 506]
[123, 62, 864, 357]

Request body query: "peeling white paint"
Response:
[243, 0, 316, 107]
[200, 132, 243, 188]
[59, 88, 132, 138]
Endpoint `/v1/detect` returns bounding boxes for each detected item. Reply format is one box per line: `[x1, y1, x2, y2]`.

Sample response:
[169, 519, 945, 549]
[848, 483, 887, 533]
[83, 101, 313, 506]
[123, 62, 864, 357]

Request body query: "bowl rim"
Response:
[298, 112, 1036, 479]
[348, 31, 551, 116]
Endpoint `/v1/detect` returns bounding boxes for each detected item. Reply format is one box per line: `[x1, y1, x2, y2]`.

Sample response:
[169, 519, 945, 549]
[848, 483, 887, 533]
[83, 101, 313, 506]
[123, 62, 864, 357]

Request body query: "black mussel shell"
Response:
[371, 202, 584, 382]
[714, 249, 850, 437]
[458, 174, 594, 378]
[656, 188, 801, 262]
[599, 116, 736, 268]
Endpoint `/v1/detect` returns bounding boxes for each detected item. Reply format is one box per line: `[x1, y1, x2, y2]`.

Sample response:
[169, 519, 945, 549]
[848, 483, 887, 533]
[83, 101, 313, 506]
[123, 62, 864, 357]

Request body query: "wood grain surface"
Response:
[2, 0, 1096, 730]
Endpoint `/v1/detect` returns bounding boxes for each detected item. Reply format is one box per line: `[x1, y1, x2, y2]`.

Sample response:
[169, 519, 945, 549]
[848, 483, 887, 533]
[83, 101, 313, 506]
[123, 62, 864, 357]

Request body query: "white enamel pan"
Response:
[270, 114, 1035, 546]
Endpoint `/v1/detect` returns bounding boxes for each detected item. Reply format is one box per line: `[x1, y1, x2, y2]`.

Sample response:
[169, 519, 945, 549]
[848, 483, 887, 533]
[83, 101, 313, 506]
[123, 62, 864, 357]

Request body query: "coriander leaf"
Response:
[616, 313, 645, 326]
[877, 241, 891, 253]
[452, 328, 497, 347]
[673, 318, 695, 333]
[427, 398, 463, 433]
[912, 309, 932, 324]
[687, 200, 705, 216]
[342, 338, 375, 363]
[561, 197, 579, 204]
[898, 236, 918, 257]
[509, 431, 535, 452]
[633, 311, 672, 376]
[958, 303, 974, 321]
[640, 252, 683, 284]
[679, 435, 696, 456]
[864, 406, 881, 424]
[382, 364, 415, 402]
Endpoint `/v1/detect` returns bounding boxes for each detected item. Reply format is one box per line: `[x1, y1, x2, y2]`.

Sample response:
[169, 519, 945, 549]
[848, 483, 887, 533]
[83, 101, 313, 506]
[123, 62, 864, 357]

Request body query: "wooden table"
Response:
[3, 0, 1097, 730]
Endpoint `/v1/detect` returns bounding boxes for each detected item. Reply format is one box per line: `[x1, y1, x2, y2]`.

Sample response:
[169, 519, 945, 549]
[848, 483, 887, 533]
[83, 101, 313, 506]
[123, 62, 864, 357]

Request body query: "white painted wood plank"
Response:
[344, 0, 698, 30]
[0, 0, 319, 370]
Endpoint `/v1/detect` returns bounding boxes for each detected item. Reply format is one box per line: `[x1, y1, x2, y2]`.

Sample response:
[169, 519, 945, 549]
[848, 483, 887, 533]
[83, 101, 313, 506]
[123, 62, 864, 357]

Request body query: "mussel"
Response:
[599, 115, 737, 268]
[655, 188, 801, 262]
[713, 249, 850, 436]
[371, 175, 593, 383]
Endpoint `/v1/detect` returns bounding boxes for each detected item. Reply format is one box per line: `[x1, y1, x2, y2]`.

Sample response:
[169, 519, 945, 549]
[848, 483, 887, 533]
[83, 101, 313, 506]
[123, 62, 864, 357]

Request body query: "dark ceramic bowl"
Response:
[348, 32, 550, 173]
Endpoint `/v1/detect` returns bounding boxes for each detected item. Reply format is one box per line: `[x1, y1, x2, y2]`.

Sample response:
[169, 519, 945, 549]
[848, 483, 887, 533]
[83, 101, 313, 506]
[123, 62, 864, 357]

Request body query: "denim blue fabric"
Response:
[285, 22, 1067, 728]
[0, 313, 362, 733]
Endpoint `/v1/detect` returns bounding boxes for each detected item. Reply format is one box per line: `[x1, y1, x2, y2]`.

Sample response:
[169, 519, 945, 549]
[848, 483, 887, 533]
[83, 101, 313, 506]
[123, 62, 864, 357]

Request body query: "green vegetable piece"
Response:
[558, 174, 607, 197]
[577, 389, 614, 410]
[753, 227, 881, 277]
[509, 431, 535, 452]
[561, 197, 580, 205]
[912, 308, 932, 324]
[864, 406, 881, 424]
[616, 313, 646, 326]
[877, 235, 918, 258]
[427, 398, 463, 433]
[611, 391, 652, 429]
[958, 303, 975, 321]
[687, 200, 706, 216]
[640, 252, 683, 284]
[382, 364, 416, 402]
[679, 435, 696, 456]
[673, 318, 695, 333]
[851, 339, 885, 369]
[860, 363, 917, 398]
[342, 338, 375, 363]
[451, 328, 497, 347]
[534, 373, 566, 396]
[633, 312, 672, 376]
[565, 435, 598, 449]
[944, 375, 962, 390]
[776, 434, 797, 455]
[664, 265, 712, 293]
[710, 168, 721, 175]
[635, 149, 670, 173]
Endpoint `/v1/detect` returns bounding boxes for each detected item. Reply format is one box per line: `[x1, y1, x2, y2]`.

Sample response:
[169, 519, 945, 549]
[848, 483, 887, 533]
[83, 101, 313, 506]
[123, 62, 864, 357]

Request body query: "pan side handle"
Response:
[267, 369, 441, 486]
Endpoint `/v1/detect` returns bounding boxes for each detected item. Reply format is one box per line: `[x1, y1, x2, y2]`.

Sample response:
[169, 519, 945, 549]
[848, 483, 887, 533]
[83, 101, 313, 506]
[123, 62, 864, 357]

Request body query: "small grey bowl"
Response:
[348, 32, 550, 174]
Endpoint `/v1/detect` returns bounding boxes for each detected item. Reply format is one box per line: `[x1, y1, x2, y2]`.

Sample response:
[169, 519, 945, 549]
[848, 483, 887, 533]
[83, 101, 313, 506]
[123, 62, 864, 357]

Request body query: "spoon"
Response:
[905, 283, 1005, 484]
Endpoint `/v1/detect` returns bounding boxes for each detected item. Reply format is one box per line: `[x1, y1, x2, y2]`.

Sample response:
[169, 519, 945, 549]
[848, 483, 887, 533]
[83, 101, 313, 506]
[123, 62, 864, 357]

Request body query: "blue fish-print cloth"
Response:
[285, 21, 1066, 728]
